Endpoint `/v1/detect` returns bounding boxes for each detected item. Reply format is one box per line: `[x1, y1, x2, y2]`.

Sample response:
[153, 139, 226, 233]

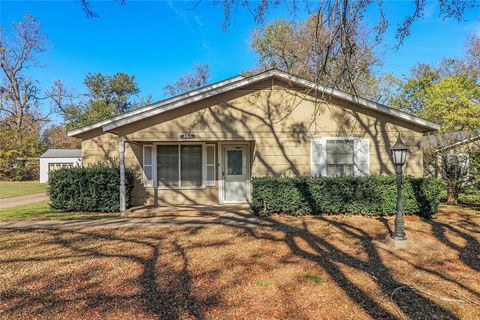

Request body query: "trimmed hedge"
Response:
[48, 164, 135, 212]
[251, 175, 443, 217]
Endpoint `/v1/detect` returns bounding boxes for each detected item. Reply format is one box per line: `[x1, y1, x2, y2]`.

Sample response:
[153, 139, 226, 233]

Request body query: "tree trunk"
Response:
[447, 188, 458, 204]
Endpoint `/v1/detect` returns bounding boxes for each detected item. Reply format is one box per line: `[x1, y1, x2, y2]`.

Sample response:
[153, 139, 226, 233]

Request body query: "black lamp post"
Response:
[390, 134, 408, 240]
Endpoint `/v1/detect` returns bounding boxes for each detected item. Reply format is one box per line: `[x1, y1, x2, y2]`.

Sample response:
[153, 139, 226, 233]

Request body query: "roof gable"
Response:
[69, 69, 439, 137]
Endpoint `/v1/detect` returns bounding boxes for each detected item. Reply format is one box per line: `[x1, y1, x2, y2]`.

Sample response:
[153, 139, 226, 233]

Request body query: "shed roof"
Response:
[40, 149, 82, 158]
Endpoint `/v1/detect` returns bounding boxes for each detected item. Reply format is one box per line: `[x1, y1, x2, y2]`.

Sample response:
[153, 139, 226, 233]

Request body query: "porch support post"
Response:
[119, 138, 126, 214]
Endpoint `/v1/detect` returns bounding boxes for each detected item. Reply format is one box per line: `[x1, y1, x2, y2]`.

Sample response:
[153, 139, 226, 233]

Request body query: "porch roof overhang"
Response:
[68, 69, 440, 138]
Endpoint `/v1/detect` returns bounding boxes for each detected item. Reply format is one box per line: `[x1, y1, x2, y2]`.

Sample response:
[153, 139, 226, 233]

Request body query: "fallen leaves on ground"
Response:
[0, 205, 479, 319]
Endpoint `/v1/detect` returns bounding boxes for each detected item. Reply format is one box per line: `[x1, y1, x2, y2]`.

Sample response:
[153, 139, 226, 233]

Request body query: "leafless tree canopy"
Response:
[0, 14, 49, 139]
[163, 64, 210, 97]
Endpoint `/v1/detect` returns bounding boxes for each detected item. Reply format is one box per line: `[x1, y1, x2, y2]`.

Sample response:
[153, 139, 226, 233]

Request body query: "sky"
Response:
[1, 0, 480, 122]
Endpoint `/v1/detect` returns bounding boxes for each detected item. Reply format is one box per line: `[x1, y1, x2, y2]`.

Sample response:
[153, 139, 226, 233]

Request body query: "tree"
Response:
[465, 34, 480, 80]
[59, 72, 140, 129]
[393, 64, 441, 113]
[421, 75, 480, 132]
[0, 14, 48, 141]
[0, 14, 50, 180]
[42, 125, 80, 149]
[163, 64, 210, 97]
[249, 15, 379, 97]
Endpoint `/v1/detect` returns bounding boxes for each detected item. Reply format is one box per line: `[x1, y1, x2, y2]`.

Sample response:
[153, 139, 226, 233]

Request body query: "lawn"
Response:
[0, 181, 47, 199]
[0, 205, 479, 319]
[0, 201, 119, 221]
[459, 188, 480, 206]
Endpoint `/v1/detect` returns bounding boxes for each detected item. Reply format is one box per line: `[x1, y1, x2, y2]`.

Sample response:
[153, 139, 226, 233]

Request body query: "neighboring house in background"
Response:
[423, 129, 480, 179]
[68, 69, 439, 208]
[40, 149, 82, 183]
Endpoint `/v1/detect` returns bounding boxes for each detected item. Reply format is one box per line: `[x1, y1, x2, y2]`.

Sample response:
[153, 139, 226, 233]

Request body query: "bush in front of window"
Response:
[251, 175, 443, 218]
[48, 163, 134, 212]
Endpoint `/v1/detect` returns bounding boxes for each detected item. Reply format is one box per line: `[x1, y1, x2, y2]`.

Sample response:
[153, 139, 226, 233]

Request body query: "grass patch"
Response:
[0, 181, 47, 199]
[251, 251, 262, 259]
[304, 272, 323, 284]
[459, 188, 480, 205]
[255, 279, 272, 286]
[0, 201, 119, 221]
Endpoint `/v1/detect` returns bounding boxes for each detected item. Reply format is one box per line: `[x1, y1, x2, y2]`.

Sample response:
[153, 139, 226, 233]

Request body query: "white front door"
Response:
[223, 145, 249, 203]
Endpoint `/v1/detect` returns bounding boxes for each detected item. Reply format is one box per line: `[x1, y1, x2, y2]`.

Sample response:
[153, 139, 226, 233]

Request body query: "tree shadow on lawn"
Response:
[425, 214, 480, 273]
[1, 208, 479, 319]
[0, 227, 222, 320]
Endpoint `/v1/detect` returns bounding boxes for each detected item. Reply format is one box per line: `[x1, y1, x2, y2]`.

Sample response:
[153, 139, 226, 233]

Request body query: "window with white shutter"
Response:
[311, 138, 369, 177]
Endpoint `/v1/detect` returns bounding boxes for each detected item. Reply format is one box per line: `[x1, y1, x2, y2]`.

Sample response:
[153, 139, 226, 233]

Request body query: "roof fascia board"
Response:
[68, 74, 245, 137]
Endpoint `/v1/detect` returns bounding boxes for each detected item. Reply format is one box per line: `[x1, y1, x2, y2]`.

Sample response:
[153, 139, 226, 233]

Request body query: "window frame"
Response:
[152, 142, 208, 190]
[311, 137, 370, 177]
[447, 152, 470, 180]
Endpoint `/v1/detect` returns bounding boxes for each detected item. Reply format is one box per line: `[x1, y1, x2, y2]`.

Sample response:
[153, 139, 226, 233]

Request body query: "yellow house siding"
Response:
[80, 80, 427, 206]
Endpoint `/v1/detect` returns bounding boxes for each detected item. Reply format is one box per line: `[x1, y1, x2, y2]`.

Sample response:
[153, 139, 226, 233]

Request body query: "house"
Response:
[68, 69, 439, 210]
[423, 129, 480, 179]
[39, 149, 82, 183]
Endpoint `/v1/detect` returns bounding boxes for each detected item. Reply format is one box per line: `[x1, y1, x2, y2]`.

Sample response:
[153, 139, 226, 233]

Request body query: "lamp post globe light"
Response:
[390, 134, 408, 240]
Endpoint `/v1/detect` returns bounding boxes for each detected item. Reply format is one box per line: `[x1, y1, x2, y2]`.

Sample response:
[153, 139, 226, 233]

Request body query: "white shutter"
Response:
[311, 139, 327, 176]
[143, 145, 153, 186]
[354, 139, 370, 176]
[205, 144, 216, 186]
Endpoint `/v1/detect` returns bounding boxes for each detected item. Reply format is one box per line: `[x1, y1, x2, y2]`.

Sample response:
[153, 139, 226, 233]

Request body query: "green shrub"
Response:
[251, 175, 443, 218]
[11, 163, 39, 181]
[48, 163, 135, 212]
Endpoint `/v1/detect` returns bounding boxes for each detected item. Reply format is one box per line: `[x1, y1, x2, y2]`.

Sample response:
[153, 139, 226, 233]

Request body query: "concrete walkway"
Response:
[0, 206, 262, 229]
[0, 193, 48, 209]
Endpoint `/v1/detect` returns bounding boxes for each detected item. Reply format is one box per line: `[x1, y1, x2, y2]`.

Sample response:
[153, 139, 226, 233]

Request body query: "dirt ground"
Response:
[0, 205, 479, 319]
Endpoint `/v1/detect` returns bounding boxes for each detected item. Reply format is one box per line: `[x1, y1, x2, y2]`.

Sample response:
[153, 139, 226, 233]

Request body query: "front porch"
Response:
[118, 139, 254, 212]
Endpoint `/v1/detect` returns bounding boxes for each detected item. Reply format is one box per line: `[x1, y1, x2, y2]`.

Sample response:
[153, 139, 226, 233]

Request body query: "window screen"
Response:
[180, 145, 202, 187]
[326, 140, 354, 176]
[157, 145, 179, 187]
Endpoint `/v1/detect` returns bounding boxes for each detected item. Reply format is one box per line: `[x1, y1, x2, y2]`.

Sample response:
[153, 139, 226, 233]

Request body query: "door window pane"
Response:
[157, 145, 179, 187]
[180, 145, 202, 187]
[227, 150, 243, 175]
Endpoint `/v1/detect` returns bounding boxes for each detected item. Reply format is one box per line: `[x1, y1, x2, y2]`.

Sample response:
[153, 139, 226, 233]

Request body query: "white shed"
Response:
[40, 149, 82, 183]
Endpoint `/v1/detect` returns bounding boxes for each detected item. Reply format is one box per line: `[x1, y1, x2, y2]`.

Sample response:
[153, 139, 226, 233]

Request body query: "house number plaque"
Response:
[180, 133, 196, 140]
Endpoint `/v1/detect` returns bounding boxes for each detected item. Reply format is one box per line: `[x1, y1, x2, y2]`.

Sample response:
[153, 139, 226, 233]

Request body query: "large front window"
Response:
[156, 144, 203, 187]
[142, 143, 217, 188]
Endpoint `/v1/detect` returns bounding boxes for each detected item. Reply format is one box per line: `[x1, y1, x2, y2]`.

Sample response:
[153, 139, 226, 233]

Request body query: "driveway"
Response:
[0, 192, 48, 209]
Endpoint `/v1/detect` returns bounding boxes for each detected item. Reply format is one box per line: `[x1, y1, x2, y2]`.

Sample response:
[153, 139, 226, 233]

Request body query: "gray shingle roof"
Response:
[40, 149, 82, 158]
